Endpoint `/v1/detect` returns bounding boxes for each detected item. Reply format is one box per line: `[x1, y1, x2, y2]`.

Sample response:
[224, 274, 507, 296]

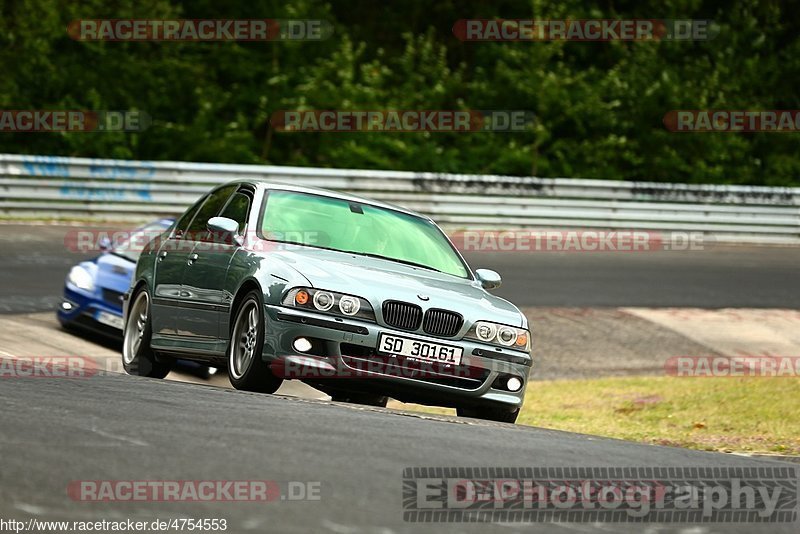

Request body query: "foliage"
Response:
[0, 0, 798, 185]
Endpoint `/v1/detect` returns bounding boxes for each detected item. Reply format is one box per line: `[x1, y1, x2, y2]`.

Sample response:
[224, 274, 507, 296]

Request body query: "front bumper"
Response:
[263, 305, 532, 410]
[57, 283, 125, 337]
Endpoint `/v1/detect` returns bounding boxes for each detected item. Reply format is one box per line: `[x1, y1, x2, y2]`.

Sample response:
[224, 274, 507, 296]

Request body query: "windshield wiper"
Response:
[353, 252, 443, 273]
[266, 240, 445, 274]
[265, 239, 342, 254]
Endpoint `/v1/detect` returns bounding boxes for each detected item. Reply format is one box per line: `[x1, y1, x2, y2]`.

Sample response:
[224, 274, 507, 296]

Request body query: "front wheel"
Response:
[122, 289, 172, 378]
[457, 405, 520, 424]
[227, 290, 282, 394]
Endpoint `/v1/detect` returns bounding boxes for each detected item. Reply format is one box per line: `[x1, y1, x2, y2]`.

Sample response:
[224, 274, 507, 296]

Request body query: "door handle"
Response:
[187, 253, 199, 265]
[158, 251, 168, 262]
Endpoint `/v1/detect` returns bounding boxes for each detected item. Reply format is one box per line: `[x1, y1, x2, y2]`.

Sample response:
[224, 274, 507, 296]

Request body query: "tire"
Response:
[227, 290, 282, 393]
[457, 405, 520, 424]
[122, 288, 172, 379]
[330, 392, 389, 407]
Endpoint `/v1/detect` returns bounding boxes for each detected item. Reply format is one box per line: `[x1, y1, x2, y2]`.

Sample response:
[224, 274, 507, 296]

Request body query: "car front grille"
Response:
[102, 288, 125, 308]
[423, 309, 463, 337]
[382, 300, 422, 331]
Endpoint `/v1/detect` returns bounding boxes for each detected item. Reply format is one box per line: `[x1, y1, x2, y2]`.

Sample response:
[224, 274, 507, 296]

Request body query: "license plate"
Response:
[96, 311, 124, 330]
[377, 333, 463, 366]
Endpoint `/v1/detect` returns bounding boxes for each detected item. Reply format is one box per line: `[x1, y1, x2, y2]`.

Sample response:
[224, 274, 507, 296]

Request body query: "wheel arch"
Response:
[228, 278, 264, 335]
[131, 278, 149, 297]
[125, 278, 150, 324]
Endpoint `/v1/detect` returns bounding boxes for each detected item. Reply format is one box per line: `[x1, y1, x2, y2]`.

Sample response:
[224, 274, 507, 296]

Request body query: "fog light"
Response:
[61, 301, 74, 311]
[293, 337, 312, 353]
[506, 376, 522, 392]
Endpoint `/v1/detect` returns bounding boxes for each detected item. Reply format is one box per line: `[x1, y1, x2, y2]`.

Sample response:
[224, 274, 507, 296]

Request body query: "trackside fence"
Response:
[1, 154, 798, 243]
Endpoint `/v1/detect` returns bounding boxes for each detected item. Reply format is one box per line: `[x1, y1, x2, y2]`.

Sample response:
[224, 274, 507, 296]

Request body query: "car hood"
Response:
[271, 247, 525, 328]
[94, 253, 135, 294]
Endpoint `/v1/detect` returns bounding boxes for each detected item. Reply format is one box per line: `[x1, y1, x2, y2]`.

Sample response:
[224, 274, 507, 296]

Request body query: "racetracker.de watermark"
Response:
[0, 110, 149, 132]
[62, 229, 327, 253]
[450, 230, 707, 252]
[403, 467, 798, 523]
[1, 518, 228, 534]
[664, 110, 800, 132]
[0, 356, 102, 378]
[666, 355, 800, 377]
[453, 19, 717, 41]
[269, 354, 509, 381]
[68, 19, 333, 41]
[270, 110, 534, 132]
[63, 229, 708, 254]
[68, 480, 322, 502]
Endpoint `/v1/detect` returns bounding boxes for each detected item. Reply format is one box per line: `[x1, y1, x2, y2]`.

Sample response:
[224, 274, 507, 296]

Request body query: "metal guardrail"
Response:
[1, 154, 799, 243]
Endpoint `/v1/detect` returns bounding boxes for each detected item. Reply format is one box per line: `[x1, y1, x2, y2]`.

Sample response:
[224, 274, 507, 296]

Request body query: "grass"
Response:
[520, 376, 800, 455]
[393, 376, 800, 455]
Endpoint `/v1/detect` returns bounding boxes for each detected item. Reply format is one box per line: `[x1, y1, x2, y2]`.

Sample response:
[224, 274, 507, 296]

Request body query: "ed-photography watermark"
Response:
[451, 230, 708, 253]
[68, 19, 333, 41]
[665, 110, 800, 132]
[453, 19, 718, 41]
[403, 467, 799, 523]
[0, 110, 149, 132]
[666, 355, 800, 377]
[270, 110, 534, 132]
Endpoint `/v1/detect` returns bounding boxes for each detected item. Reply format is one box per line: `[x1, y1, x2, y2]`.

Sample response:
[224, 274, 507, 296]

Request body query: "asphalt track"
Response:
[2, 223, 800, 532]
[2, 224, 800, 313]
[0, 371, 797, 533]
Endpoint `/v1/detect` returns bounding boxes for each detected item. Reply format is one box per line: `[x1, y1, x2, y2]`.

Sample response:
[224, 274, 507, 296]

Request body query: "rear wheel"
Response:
[227, 290, 282, 393]
[457, 405, 519, 424]
[122, 289, 172, 378]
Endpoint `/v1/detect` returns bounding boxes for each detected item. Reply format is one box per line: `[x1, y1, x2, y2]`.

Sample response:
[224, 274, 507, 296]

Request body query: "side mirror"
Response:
[475, 269, 502, 290]
[207, 217, 242, 246]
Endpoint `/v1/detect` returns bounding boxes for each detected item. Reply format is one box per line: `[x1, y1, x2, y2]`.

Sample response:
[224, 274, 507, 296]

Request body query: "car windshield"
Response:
[113, 221, 172, 262]
[260, 190, 469, 278]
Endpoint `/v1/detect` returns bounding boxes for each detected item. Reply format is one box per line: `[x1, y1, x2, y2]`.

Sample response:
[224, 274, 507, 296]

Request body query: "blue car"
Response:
[58, 219, 174, 333]
[58, 218, 216, 379]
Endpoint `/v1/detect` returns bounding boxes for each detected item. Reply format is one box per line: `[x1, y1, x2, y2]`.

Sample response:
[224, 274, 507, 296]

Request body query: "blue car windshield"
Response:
[113, 221, 172, 262]
[260, 190, 469, 278]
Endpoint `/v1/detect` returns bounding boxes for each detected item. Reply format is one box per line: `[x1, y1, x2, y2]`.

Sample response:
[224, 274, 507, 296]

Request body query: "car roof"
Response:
[219, 179, 432, 221]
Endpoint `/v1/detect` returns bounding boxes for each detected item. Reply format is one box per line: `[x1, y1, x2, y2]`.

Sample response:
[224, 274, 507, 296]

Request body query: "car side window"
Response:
[185, 185, 237, 242]
[219, 192, 251, 233]
[173, 195, 207, 239]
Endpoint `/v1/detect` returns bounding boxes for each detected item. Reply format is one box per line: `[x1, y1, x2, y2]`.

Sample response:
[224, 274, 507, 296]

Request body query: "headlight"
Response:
[67, 265, 95, 291]
[497, 326, 517, 346]
[312, 291, 335, 311]
[466, 321, 530, 352]
[475, 322, 497, 342]
[282, 287, 375, 322]
[338, 295, 361, 316]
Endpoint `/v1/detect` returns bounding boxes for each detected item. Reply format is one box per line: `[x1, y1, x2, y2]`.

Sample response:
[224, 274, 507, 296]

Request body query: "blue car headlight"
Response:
[67, 265, 95, 291]
[282, 287, 375, 322]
